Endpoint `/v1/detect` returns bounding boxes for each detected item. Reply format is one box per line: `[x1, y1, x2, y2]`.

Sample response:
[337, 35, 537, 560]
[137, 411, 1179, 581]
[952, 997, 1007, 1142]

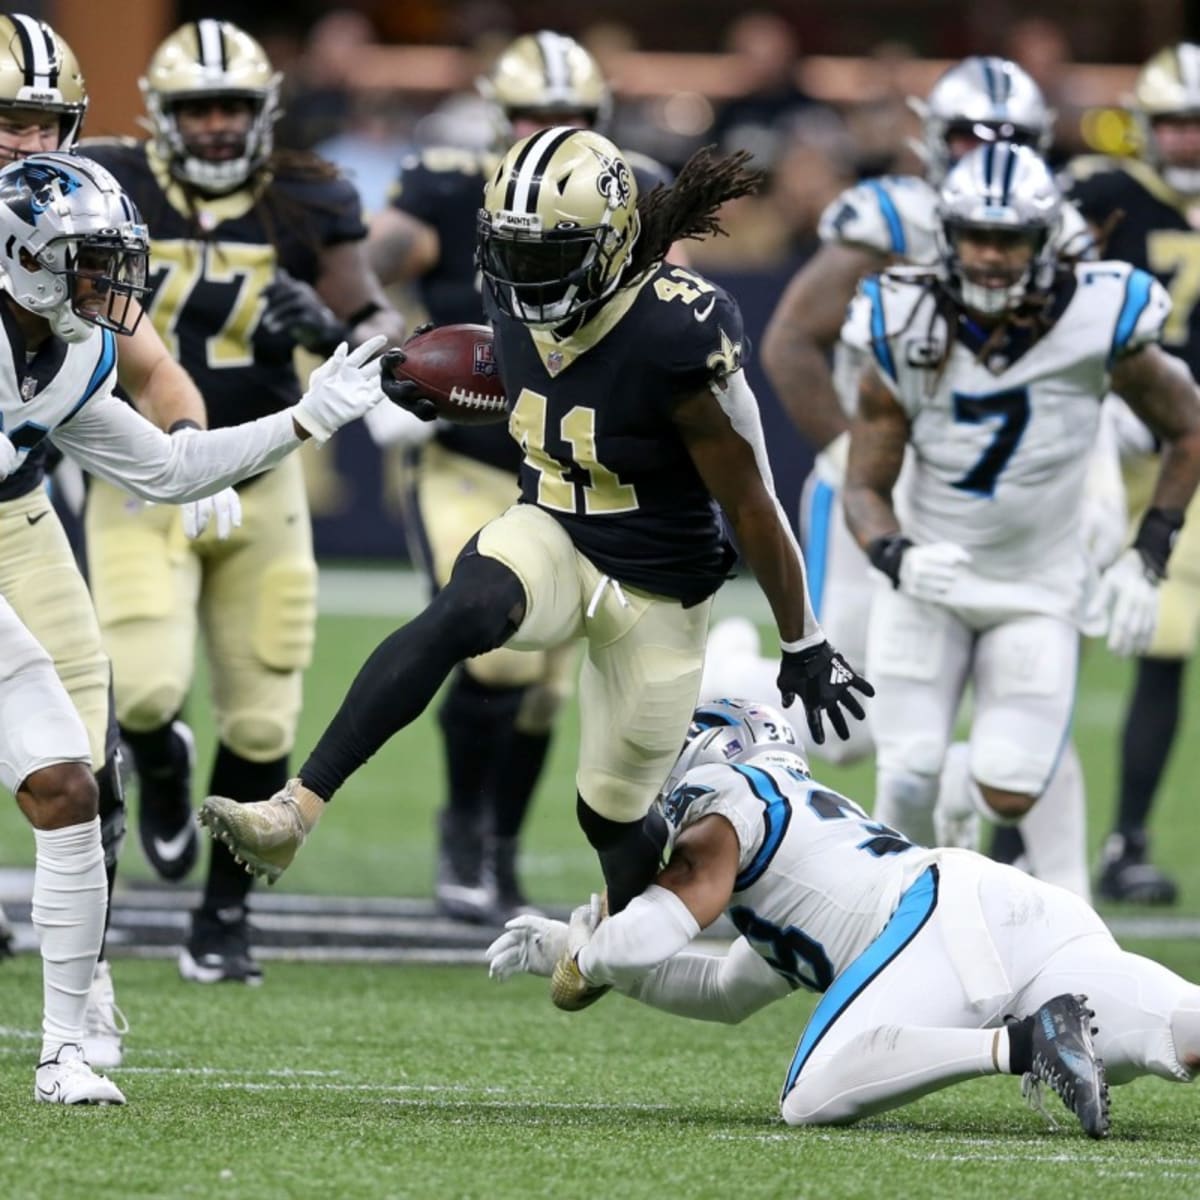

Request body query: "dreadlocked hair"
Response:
[628, 146, 765, 276]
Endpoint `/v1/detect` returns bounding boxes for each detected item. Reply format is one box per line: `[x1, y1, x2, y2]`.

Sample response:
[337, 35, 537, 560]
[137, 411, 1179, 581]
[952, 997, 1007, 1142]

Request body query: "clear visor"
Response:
[50, 235, 150, 336]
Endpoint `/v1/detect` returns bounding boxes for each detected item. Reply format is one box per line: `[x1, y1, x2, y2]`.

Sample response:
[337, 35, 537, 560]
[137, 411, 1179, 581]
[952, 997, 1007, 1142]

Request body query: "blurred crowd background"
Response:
[42, 0, 1200, 557]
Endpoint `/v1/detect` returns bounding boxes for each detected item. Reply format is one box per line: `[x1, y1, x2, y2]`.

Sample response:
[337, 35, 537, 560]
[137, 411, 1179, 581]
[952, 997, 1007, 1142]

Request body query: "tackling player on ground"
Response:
[489, 699, 1200, 1135]
[82, 19, 402, 984]
[201, 129, 871, 916]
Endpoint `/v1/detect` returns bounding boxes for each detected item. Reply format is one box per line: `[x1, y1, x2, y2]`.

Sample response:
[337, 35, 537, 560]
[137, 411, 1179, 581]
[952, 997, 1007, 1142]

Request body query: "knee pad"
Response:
[1169, 993, 1200, 1078]
[95, 755, 127, 871]
[971, 739, 1047, 809]
[219, 711, 293, 763]
[117, 678, 190, 735]
[433, 548, 527, 660]
[252, 557, 317, 672]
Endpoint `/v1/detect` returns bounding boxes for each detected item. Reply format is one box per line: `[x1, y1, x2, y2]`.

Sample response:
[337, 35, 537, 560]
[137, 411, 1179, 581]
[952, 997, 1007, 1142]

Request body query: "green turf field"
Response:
[2, 591, 1200, 1198]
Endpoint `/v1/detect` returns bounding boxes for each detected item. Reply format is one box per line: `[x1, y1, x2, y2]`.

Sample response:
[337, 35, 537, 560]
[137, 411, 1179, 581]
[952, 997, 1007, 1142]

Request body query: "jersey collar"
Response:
[146, 143, 271, 228]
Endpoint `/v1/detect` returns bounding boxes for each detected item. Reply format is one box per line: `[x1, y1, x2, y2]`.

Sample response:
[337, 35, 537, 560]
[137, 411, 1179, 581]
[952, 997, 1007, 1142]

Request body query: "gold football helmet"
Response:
[140, 19, 281, 193]
[479, 31, 611, 144]
[1132, 44, 1200, 193]
[478, 127, 639, 327]
[0, 13, 87, 149]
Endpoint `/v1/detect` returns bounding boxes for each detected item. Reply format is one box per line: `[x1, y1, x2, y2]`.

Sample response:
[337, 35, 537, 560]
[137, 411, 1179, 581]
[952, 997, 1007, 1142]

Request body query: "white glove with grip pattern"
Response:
[0, 431, 17, 481]
[486, 915, 568, 981]
[1099, 548, 1160, 657]
[291, 335, 388, 444]
[898, 541, 972, 602]
[182, 485, 243, 540]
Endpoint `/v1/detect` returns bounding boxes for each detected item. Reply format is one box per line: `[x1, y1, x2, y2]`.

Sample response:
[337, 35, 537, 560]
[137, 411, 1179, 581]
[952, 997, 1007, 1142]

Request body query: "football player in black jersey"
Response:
[201, 129, 873, 919]
[1068, 44, 1200, 905]
[82, 19, 402, 984]
[0, 12, 230, 1066]
[366, 31, 680, 924]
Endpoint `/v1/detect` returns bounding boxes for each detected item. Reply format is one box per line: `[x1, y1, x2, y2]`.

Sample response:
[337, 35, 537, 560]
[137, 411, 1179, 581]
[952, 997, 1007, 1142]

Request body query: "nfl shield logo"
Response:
[473, 341, 497, 377]
[546, 350, 564, 376]
[20, 376, 37, 401]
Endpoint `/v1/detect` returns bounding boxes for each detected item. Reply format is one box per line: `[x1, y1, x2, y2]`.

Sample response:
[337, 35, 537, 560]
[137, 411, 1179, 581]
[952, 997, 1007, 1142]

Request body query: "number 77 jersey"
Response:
[842, 261, 1171, 619]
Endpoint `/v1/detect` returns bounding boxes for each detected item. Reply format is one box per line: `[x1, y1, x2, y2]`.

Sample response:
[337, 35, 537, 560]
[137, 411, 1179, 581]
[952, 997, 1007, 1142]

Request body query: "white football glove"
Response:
[898, 541, 971, 602]
[291, 334, 388, 444]
[486, 915, 569, 981]
[813, 430, 849, 489]
[1098, 548, 1161, 657]
[0, 431, 17, 481]
[182, 486, 243, 540]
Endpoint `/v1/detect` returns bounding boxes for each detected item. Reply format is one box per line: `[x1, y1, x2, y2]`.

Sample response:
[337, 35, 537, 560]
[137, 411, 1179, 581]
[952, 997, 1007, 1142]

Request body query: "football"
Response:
[387, 323, 508, 425]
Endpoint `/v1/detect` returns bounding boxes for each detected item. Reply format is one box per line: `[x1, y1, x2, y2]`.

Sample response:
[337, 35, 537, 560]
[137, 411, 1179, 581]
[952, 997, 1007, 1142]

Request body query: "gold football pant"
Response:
[85, 455, 317, 762]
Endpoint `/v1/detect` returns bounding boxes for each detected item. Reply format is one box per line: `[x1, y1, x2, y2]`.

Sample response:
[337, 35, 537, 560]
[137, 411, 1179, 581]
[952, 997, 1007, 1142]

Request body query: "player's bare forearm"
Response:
[655, 816, 741, 930]
[117, 316, 208, 430]
[843, 365, 908, 549]
[761, 242, 883, 449]
[365, 208, 440, 286]
[729, 496, 814, 643]
[1112, 345, 1200, 511]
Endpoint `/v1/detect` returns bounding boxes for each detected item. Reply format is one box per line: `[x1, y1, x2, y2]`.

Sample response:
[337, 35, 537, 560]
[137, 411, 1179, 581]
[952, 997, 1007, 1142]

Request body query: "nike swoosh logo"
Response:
[26, 511, 49, 526]
[694, 296, 716, 322]
[153, 822, 196, 863]
[36, 1083, 59, 1100]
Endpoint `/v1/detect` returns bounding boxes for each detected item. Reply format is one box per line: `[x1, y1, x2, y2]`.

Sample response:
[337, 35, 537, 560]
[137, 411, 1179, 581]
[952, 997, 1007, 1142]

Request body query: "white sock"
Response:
[934, 741, 980, 849]
[781, 1025, 1002, 1125]
[32, 818, 106, 1062]
[1018, 743, 1090, 901]
[874, 769, 938, 847]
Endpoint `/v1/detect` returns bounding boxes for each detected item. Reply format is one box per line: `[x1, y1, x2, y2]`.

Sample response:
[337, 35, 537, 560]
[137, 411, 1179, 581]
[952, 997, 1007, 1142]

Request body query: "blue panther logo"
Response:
[2, 160, 82, 227]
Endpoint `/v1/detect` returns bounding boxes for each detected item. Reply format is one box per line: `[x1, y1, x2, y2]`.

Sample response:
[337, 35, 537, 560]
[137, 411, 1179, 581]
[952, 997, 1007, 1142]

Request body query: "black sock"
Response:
[576, 795, 668, 913]
[492, 729, 553, 839]
[202, 746, 288, 913]
[1007, 1015, 1034, 1075]
[989, 825, 1025, 865]
[439, 670, 523, 822]
[96, 755, 126, 961]
[1116, 658, 1184, 835]
[301, 554, 524, 800]
[121, 717, 180, 777]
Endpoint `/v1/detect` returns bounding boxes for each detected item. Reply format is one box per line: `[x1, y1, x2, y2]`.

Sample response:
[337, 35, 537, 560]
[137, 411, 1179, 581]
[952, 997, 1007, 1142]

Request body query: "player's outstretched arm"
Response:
[761, 242, 883, 453]
[366, 206, 440, 287]
[671, 373, 872, 744]
[116, 307, 209, 431]
[843, 362, 909, 550]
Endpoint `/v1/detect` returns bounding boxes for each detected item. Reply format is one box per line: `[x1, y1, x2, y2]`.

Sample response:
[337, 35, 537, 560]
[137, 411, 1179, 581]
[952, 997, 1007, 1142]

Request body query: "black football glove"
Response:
[261, 269, 349, 356]
[379, 324, 439, 421]
[777, 639, 874, 745]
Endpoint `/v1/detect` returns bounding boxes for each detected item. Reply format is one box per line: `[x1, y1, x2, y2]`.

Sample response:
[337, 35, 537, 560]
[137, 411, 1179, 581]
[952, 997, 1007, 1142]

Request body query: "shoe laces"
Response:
[1020, 1071, 1062, 1130]
[86, 983, 129, 1039]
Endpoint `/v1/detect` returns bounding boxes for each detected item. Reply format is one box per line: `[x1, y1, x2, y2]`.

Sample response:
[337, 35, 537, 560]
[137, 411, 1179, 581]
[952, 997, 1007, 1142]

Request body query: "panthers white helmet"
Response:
[912, 56, 1054, 184]
[0, 151, 149, 342]
[936, 141, 1062, 316]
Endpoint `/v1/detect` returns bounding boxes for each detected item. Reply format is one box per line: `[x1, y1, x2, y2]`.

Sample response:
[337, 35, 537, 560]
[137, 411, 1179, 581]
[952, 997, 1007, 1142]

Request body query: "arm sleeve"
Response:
[51, 392, 301, 502]
[576, 885, 701, 989]
[620, 936, 794, 1024]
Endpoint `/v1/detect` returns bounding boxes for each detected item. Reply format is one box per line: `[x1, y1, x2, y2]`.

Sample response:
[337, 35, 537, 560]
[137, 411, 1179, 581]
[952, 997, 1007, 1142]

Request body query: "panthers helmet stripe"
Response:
[504, 125, 576, 213]
[10, 13, 59, 90]
[195, 19, 228, 71]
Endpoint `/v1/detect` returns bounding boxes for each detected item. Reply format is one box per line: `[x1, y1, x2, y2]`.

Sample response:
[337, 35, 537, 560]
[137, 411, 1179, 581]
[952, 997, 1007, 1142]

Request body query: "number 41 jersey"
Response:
[842, 262, 1170, 621]
[486, 262, 746, 606]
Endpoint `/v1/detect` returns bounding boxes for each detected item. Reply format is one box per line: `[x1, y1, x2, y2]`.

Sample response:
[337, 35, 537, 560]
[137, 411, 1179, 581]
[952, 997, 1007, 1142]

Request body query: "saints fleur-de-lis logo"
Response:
[706, 328, 743, 380]
[593, 152, 632, 210]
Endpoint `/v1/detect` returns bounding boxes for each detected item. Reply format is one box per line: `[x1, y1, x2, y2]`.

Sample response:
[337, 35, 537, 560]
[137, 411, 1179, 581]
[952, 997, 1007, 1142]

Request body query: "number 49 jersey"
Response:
[486, 262, 746, 606]
[842, 262, 1170, 619]
[661, 756, 923, 993]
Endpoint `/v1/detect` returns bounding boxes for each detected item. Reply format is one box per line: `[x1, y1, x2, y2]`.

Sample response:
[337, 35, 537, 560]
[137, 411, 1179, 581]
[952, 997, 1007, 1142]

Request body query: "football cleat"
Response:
[434, 809, 491, 924]
[550, 952, 610, 1012]
[1022, 993, 1110, 1139]
[35, 1043, 125, 1105]
[1096, 832, 1179, 906]
[135, 720, 199, 882]
[82, 960, 128, 1069]
[199, 779, 310, 885]
[178, 905, 263, 985]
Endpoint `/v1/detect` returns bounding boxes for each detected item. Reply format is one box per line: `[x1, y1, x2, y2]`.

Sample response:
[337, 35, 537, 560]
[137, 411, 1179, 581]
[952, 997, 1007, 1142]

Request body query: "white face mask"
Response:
[957, 272, 1030, 316]
[1162, 164, 1200, 196]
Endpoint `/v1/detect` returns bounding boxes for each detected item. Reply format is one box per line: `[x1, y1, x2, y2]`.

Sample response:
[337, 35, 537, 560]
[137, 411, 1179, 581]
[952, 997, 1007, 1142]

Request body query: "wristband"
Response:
[345, 300, 383, 330]
[168, 419, 202, 434]
[867, 533, 914, 589]
[1132, 507, 1184, 580]
[780, 631, 826, 654]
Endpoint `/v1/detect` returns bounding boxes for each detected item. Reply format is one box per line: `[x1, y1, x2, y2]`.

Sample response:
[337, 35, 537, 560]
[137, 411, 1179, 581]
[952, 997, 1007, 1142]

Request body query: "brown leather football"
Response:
[386, 324, 508, 425]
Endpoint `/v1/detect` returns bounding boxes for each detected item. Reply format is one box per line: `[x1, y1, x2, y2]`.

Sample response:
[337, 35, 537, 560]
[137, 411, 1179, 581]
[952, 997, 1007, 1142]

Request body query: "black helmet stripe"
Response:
[10, 13, 59, 89]
[195, 19, 228, 70]
[503, 125, 576, 212]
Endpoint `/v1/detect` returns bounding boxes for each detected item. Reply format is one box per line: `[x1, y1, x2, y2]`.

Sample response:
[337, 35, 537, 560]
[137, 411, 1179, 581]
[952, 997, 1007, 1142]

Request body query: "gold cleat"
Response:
[550, 953, 611, 1012]
[198, 779, 315, 885]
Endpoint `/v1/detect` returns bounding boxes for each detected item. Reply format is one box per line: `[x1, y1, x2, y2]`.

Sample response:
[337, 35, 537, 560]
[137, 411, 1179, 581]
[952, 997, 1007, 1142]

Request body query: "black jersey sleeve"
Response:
[283, 171, 367, 246]
[1066, 157, 1133, 226]
[388, 146, 492, 225]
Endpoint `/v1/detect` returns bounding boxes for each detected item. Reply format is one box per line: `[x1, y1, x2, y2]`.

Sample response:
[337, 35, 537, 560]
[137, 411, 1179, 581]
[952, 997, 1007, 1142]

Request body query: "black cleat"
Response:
[135, 721, 199, 882]
[434, 809, 491, 923]
[1023, 993, 1110, 1139]
[178, 905, 263, 985]
[1096, 833, 1178, 906]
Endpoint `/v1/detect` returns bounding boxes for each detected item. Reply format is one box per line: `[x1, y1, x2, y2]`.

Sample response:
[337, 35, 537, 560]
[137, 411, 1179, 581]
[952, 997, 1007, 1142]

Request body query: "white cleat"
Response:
[199, 779, 311, 885]
[35, 1043, 126, 1105]
[83, 960, 128, 1069]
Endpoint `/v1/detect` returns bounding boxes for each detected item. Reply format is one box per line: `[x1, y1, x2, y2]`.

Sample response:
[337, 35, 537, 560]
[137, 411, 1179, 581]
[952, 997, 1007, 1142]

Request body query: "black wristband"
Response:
[866, 533, 914, 589]
[168, 419, 203, 434]
[345, 301, 383, 330]
[1133, 507, 1185, 579]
